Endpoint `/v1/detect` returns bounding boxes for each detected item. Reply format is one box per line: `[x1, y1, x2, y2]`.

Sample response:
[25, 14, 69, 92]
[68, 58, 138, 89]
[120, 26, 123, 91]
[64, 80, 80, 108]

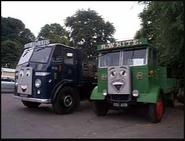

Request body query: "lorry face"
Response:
[98, 47, 148, 103]
[91, 38, 176, 123]
[15, 44, 53, 102]
[14, 42, 78, 103]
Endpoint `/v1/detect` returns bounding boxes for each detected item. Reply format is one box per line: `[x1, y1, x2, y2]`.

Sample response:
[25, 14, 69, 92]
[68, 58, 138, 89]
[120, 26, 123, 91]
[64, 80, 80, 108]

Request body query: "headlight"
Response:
[103, 89, 107, 96]
[35, 79, 41, 88]
[132, 90, 139, 97]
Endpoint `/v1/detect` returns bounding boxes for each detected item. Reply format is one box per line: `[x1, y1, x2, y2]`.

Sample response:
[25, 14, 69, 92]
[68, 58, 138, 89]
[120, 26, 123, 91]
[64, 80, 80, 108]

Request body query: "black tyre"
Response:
[21, 100, 41, 108]
[93, 100, 110, 116]
[52, 86, 78, 114]
[148, 94, 164, 123]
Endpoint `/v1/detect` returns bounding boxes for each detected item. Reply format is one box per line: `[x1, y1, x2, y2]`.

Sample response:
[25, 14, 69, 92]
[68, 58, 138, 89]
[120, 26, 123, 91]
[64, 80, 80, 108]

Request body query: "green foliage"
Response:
[134, 29, 143, 39]
[19, 28, 35, 44]
[1, 40, 22, 68]
[38, 23, 70, 45]
[1, 17, 35, 68]
[135, 1, 184, 79]
[1, 17, 25, 38]
[64, 9, 115, 63]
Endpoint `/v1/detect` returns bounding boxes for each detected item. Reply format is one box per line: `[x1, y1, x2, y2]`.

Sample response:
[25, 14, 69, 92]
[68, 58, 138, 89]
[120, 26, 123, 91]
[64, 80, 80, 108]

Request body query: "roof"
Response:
[97, 38, 149, 51]
[1, 68, 15, 73]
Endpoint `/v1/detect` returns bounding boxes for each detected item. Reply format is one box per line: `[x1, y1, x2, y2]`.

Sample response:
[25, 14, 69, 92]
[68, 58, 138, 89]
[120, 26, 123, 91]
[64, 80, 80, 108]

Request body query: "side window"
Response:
[64, 49, 74, 65]
[52, 46, 62, 62]
[149, 48, 157, 66]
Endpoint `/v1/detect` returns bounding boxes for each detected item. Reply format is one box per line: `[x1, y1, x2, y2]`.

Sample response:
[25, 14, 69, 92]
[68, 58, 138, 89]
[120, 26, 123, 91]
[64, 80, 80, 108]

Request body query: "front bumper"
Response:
[14, 96, 51, 104]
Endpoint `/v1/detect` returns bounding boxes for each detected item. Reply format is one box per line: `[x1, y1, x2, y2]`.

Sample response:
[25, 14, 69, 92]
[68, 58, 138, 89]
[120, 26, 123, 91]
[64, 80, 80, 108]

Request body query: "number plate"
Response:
[113, 103, 128, 107]
[20, 94, 28, 97]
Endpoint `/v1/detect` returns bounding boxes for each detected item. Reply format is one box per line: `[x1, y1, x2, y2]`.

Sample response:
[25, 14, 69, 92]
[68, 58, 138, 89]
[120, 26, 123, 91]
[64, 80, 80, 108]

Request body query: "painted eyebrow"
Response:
[120, 66, 127, 69]
[109, 67, 115, 71]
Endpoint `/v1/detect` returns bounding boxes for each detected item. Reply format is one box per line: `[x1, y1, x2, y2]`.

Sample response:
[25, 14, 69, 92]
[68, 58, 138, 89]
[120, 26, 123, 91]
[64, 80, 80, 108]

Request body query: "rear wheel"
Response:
[93, 100, 110, 116]
[52, 86, 79, 114]
[148, 94, 164, 123]
[21, 100, 41, 108]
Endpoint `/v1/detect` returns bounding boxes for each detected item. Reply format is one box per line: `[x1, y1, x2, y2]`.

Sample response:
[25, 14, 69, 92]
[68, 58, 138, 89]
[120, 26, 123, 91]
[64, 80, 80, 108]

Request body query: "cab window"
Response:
[52, 46, 62, 62]
[64, 49, 74, 65]
[149, 48, 158, 66]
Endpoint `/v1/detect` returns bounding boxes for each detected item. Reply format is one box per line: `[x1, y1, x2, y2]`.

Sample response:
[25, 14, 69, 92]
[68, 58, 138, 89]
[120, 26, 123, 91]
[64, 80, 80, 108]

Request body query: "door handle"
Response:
[74, 60, 77, 65]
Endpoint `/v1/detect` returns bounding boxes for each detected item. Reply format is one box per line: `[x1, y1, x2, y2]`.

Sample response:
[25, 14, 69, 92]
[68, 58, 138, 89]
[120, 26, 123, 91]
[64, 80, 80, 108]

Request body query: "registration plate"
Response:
[113, 103, 128, 107]
[20, 94, 28, 98]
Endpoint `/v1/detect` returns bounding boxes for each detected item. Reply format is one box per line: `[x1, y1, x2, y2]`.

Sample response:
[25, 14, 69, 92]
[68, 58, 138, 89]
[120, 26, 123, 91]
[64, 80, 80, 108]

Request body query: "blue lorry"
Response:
[14, 40, 97, 114]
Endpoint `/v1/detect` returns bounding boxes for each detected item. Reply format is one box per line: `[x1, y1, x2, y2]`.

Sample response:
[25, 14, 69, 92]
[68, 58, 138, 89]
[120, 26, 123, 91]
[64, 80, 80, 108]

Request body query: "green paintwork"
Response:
[91, 38, 177, 103]
[167, 78, 177, 89]
[98, 38, 148, 51]
[159, 67, 177, 94]
[90, 68, 107, 100]
[159, 67, 168, 93]
[91, 65, 161, 102]
[165, 92, 174, 100]
[130, 66, 149, 93]
[90, 86, 105, 100]
[131, 65, 161, 103]
[137, 85, 161, 103]
[97, 68, 108, 93]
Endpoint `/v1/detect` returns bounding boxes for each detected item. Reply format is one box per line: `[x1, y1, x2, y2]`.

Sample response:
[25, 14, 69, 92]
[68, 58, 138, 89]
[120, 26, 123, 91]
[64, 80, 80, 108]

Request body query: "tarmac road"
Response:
[1, 93, 184, 138]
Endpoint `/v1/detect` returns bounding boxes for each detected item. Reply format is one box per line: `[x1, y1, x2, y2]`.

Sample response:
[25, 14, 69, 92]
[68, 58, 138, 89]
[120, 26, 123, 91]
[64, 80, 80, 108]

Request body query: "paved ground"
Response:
[1, 93, 184, 138]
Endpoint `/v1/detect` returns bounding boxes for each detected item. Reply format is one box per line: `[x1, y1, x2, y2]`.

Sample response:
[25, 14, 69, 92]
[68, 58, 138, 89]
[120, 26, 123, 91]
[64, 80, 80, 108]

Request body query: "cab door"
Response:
[62, 47, 77, 83]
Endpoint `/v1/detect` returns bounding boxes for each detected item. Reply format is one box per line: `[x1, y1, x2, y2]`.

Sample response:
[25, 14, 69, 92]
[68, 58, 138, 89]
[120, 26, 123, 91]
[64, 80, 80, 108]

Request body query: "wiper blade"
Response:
[22, 48, 33, 57]
[22, 51, 28, 57]
[35, 47, 45, 52]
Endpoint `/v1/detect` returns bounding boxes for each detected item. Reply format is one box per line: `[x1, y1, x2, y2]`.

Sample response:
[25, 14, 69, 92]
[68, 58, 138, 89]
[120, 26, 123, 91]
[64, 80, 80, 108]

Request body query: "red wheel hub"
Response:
[156, 98, 163, 119]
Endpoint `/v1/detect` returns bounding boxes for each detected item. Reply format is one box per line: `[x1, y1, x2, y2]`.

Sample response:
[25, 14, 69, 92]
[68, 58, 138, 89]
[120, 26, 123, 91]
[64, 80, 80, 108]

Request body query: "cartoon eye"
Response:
[26, 70, 31, 77]
[120, 70, 127, 76]
[19, 70, 24, 77]
[110, 71, 116, 77]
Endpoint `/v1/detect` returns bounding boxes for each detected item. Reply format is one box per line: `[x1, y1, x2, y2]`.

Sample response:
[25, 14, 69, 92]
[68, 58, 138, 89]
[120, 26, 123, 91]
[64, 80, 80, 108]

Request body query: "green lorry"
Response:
[90, 38, 177, 123]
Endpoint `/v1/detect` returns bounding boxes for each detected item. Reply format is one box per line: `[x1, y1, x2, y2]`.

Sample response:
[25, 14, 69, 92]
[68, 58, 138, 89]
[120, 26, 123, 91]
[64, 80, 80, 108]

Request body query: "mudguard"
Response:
[137, 86, 162, 103]
[90, 86, 105, 100]
[51, 80, 74, 102]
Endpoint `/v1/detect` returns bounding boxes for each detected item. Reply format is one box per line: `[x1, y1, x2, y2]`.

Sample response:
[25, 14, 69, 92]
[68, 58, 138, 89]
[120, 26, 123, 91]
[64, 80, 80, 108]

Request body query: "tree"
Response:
[38, 23, 70, 45]
[1, 16, 35, 68]
[19, 28, 35, 44]
[1, 40, 22, 68]
[64, 9, 115, 64]
[1, 17, 25, 40]
[134, 29, 143, 39]
[135, 1, 184, 79]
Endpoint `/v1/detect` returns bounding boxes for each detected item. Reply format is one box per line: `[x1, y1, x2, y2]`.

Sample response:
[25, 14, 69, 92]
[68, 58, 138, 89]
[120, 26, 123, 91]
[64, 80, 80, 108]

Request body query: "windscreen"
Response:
[30, 47, 52, 63]
[99, 51, 120, 67]
[122, 48, 147, 66]
[18, 48, 34, 65]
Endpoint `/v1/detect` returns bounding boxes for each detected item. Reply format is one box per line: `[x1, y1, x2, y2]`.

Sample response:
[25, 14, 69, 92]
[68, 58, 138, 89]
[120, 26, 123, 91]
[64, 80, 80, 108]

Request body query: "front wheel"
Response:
[21, 100, 41, 108]
[52, 86, 78, 114]
[93, 100, 110, 116]
[148, 94, 164, 123]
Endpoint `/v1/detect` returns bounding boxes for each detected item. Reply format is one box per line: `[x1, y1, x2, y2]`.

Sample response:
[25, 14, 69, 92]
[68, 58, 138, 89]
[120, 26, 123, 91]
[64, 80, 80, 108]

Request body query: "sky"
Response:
[1, 1, 145, 41]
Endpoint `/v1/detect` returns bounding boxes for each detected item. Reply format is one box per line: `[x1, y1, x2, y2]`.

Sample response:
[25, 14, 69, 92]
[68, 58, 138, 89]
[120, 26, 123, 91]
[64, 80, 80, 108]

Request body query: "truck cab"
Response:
[14, 40, 96, 114]
[90, 38, 177, 123]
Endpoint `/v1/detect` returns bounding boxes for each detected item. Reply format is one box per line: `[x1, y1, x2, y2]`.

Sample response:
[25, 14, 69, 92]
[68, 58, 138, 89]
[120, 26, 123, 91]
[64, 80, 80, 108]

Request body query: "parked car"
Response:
[1, 75, 15, 93]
